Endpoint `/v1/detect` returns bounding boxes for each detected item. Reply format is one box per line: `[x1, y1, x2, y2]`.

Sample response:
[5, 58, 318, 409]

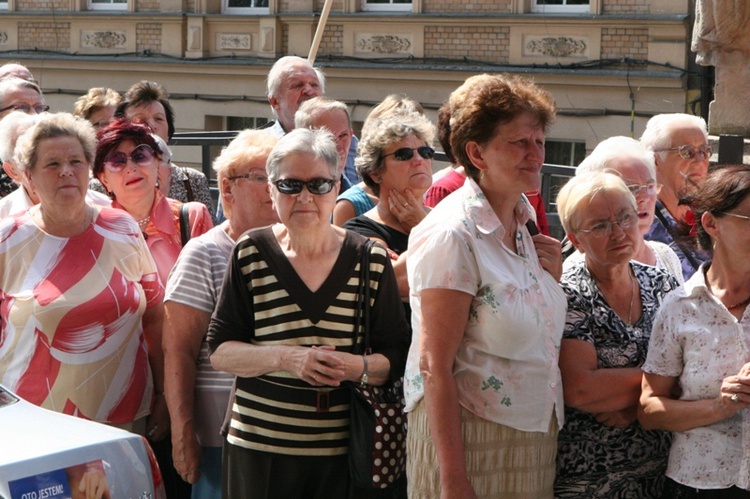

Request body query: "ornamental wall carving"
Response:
[0, 32, 7, 45]
[356, 34, 411, 54]
[81, 31, 127, 49]
[525, 36, 587, 57]
[217, 33, 252, 51]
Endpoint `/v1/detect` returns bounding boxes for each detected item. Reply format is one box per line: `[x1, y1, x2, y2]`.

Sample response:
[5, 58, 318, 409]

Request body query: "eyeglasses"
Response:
[104, 144, 156, 172]
[626, 182, 661, 196]
[273, 178, 337, 195]
[0, 103, 50, 114]
[717, 212, 750, 223]
[382, 146, 435, 161]
[577, 211, 638, 238]
[656, 144, 712, 161]
[228, 172, 268, 183]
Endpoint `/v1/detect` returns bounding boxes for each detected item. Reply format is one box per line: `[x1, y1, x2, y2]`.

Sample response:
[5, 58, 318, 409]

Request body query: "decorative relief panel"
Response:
[524, 36, 587, 58]
[0, 32, 7, 45]
[356, 34, 412, 54]
[217, 33, 252, 51]
[81, 31, 127, 49]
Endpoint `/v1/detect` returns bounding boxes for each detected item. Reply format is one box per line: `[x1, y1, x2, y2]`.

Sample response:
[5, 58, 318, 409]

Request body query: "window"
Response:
[0, 0, 7, 11]
[532, 0, 589, 14]
[223, 0, 269, 13]
[362, 0, 411, 12]
[227, 116, 270, 131]
[545, 140, 586, 166]
[88, 0, 128, 10]
[543, 140, 585, 240]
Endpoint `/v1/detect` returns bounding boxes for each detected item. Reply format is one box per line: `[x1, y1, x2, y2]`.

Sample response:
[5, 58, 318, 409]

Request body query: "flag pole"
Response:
[308, 0, 334, 64]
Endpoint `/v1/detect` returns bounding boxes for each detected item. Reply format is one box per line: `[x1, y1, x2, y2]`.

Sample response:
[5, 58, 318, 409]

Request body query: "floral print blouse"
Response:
[643, 263, 750, 490]
[404, 178, 566, 432]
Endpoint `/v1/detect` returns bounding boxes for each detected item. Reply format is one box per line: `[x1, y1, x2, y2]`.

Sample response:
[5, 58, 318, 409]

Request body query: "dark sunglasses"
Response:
[382, 146, 435, 161]
[274, 178, 337, 195]
[104, 144, 156, 172]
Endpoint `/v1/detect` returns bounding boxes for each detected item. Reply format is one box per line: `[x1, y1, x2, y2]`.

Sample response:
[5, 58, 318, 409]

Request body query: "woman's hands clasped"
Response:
[293, 345, 361, 387]
[719, 362, 750, 415]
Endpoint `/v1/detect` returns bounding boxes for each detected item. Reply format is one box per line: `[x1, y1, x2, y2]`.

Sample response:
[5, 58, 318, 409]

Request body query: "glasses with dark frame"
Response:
[104, 144, 156, 172]
[273, 178, 337, 195]
[382, 146, 435, 161]
[228, 172, 268, 183]
[577, 211, 638, 238]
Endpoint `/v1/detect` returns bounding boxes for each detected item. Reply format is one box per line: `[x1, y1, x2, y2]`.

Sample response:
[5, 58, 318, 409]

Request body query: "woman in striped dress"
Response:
[207, 128, 410, 499]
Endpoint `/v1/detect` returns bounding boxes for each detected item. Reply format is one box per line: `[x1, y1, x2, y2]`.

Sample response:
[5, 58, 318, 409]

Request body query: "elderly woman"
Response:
[207, 128, 410, 498]
[163, 130, 279, 499]
[403, 74, 565, 498]
[640, 113, 711, 279]
[114, 80, 215, 217]
[0, 111, 111, 218]
[73, 87, 121, 131]
[332, 94, 424, 227]
[554, 172, 678, 497]
[640, 165, 750, 497]
[564, 136, 684, 282]
[94, 119, 213, 285]
[0, 112, 165, 437]
[343, 110, 435, 302]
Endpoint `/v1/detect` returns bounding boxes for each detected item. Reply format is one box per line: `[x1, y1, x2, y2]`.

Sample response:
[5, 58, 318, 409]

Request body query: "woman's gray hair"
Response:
[639, 113, 708, 159]
[577, 136, 656, 179]
[14, 112, 97, 174]
[266, 127, 339, 182]
[557, 171, 636, 235]
[0, 110, 41, 164]
[356, 110, 436, 196]
[295, 96, 351, 129]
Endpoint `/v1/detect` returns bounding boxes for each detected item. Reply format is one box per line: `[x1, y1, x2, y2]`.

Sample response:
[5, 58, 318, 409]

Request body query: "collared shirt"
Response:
[643, 263, 750, 490]
[404, 178, 566, 432]
[645, 200, 709, 281]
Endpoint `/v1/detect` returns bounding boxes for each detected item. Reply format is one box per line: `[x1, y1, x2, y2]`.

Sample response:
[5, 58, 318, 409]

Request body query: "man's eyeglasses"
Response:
[104, 144, 156, 172]
[577, 211, 638, 238]
[0, 103, 50, 114]
[626, 182, 661, 197]
[274, 178, 337, 195]
[656, 144, 712, 161]
[382, 146, 435, 162]
[228, 172, 268, 183]
[717, 212, 750, 223]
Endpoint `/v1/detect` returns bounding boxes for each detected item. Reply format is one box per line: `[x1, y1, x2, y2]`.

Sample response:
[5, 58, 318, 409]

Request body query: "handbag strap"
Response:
[353, 239, 375, 354]
[179, 203, 191, 247]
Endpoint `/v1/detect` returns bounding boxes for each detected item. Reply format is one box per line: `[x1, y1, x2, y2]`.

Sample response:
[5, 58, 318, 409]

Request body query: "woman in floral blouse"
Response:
[555, 172, 678, 497]
[403, 74, 566, 498]
[640, 165, 750, 498]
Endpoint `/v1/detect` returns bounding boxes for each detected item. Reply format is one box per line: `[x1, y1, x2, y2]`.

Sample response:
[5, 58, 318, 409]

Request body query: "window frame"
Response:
[362, 0, 412, 13]
[87, 0, 129, 11]
[531, 0, 590, 14]
[222, 0, 270, 14]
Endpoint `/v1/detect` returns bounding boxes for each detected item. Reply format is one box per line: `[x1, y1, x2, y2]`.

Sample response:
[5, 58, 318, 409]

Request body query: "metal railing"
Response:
[170, 131, 577, 238]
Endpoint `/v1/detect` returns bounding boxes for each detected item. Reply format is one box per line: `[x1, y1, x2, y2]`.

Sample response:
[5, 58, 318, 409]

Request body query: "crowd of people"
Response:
[0, 56, 749, 499]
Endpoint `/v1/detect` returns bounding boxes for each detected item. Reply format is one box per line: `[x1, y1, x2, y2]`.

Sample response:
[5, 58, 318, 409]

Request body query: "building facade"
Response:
[0, 0, 700, 177]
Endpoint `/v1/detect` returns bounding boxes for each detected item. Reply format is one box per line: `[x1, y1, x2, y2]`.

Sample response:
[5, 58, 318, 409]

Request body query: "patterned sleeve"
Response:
[560, 276, 596, 344]
[642, 294, 685, 377]
[206, 238, 255, 354]
[408, 224, 479, 297]
[165, 236, 217, 313]
[186, 168, 216, 221]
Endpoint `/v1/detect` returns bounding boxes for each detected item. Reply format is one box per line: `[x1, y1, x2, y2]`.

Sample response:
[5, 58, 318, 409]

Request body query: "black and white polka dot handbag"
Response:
[348, 240, 407, 490]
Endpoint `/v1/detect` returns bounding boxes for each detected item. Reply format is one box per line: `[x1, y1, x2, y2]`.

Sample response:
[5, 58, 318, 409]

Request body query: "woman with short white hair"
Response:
[564, 136, 683, 283]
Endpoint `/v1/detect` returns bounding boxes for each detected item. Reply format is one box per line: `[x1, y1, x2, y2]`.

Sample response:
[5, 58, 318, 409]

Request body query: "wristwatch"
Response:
[360, 354, 369, 387]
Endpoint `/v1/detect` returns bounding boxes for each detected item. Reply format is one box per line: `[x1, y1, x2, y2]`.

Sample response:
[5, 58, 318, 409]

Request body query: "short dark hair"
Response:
[684, 164, 750, 250]
[115, 80, 175, 139]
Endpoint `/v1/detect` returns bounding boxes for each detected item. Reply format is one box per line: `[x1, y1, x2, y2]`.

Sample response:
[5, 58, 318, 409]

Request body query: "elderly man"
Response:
[640, 113, 711, 280]
[0, 77, 47, 198]
[294, 96, 353, 192]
